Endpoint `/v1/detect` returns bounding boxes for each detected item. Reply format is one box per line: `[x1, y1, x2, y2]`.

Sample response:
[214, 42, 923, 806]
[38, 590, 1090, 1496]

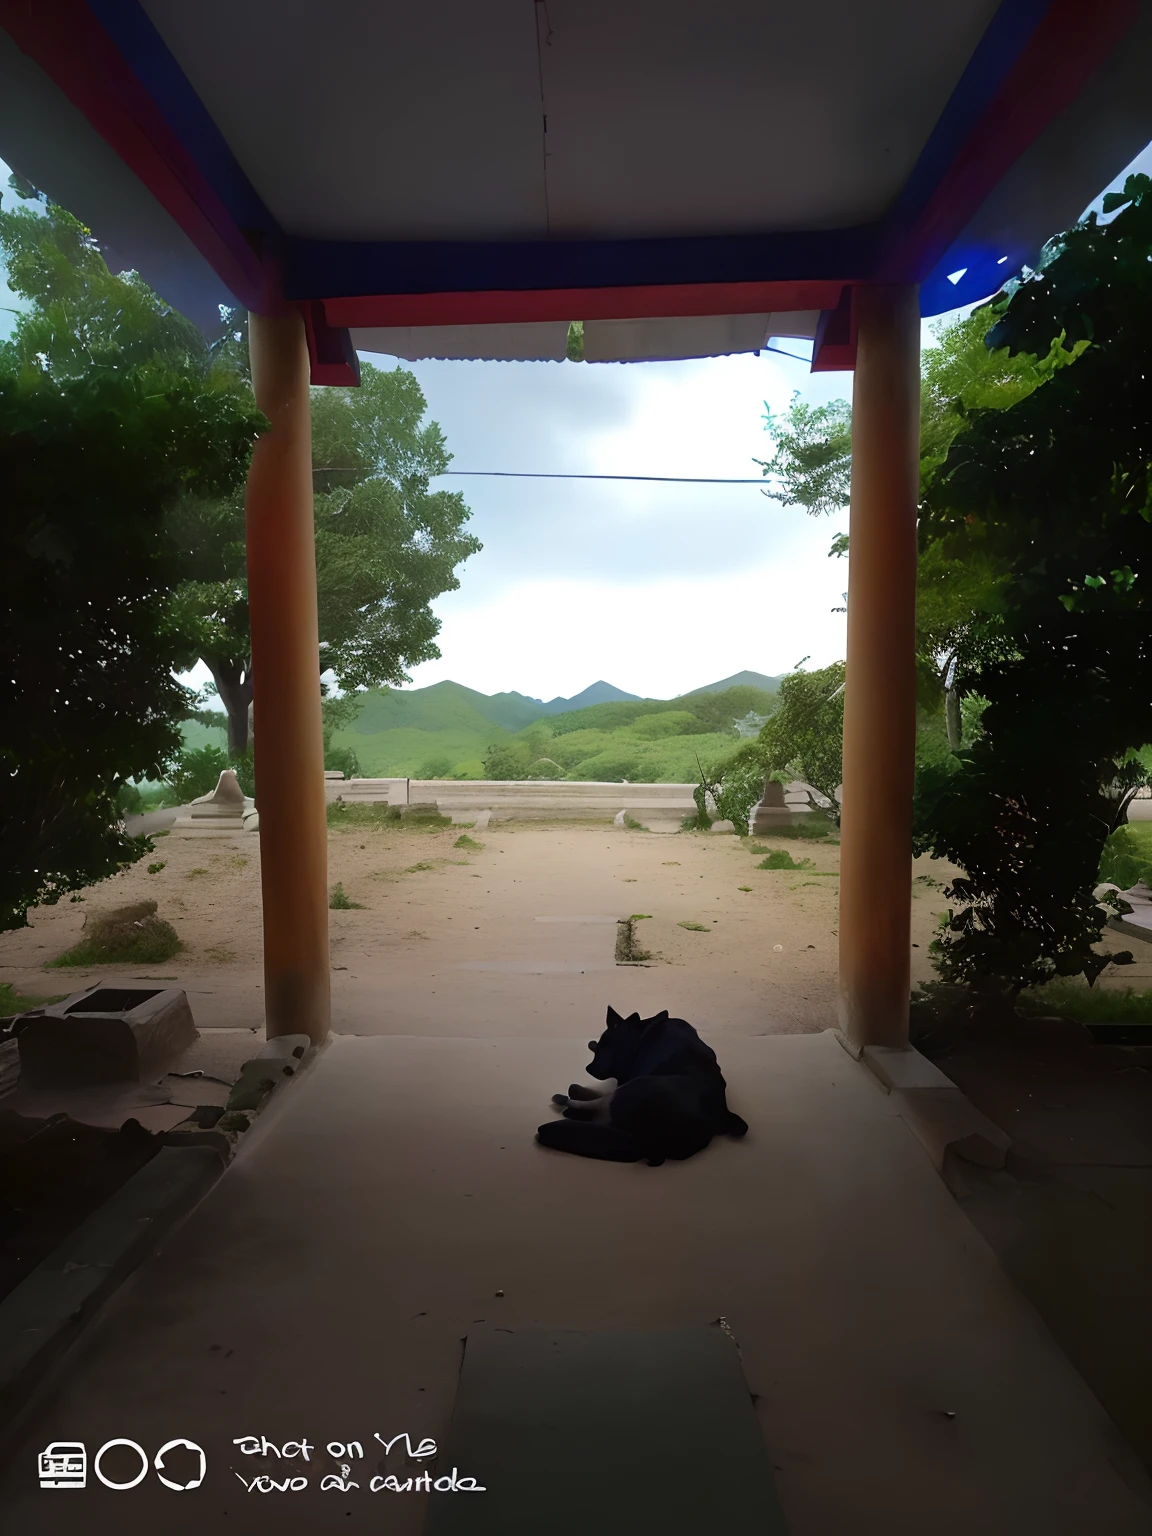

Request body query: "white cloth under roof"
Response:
[351, 311, 820, 364]
[350, 322, 569, 362]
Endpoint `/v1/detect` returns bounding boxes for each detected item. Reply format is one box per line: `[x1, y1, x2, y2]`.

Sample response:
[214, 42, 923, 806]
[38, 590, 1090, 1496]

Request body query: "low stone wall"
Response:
[329, 776, 824, 830]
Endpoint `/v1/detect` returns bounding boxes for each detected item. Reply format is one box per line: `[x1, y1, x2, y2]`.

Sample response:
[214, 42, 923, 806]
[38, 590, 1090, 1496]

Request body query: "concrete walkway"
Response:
[3, 1029, 1148, 1534]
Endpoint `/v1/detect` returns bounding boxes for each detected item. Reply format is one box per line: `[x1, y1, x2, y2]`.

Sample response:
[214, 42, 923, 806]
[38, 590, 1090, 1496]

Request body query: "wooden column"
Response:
[838, 284, 920, 1051]
[246, 311, 330, 1044]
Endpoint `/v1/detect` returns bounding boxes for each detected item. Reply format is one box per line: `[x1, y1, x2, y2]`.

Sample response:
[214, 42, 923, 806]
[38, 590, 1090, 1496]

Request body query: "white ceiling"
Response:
[142, 0, 998, 241]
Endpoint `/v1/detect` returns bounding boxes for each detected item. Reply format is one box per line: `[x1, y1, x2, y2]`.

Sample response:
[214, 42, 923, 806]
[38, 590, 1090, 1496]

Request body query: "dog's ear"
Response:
[606, 1006, 625, 1029]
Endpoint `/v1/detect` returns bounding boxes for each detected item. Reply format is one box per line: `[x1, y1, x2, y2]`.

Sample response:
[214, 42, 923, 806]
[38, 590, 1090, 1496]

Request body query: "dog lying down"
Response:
[536, 1006, 748, 1167]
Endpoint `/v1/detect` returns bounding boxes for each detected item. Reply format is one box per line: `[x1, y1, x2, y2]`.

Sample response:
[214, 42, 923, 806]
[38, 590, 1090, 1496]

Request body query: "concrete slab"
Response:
[424, 1325, 788, 1534]
[0, 1032, 1146, 1535]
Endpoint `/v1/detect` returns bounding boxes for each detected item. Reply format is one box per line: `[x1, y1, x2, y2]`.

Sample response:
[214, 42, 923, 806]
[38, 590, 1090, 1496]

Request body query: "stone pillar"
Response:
[838, 285, 920, 1051]
[246, 311, 330, 1044]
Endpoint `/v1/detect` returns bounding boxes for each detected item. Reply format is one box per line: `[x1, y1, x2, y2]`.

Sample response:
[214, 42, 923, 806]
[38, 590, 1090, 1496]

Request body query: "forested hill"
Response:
[184, 675, 780, 780]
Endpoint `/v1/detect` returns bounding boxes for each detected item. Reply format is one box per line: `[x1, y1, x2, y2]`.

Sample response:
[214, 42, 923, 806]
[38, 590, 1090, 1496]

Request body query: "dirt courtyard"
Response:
[1, 819, 967, 1037]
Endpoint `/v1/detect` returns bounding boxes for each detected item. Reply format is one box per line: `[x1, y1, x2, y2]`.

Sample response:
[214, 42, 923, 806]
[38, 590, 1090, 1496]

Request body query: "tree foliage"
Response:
[0, 357, 262, 931]
[917, 175, 1152, 997]
[757, 664, 845, 813]
[756, 395, 852, 517]
[1, 186, 482, 757]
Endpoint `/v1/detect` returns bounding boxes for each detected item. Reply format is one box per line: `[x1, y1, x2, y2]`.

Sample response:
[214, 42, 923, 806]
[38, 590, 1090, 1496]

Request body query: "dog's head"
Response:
[586, 1006, 670, 1080]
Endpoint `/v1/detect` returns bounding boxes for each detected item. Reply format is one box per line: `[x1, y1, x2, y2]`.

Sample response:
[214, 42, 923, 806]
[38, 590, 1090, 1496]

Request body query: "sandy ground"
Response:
[2, 819, 1146, 1037]
[0, 820, 981, 1037]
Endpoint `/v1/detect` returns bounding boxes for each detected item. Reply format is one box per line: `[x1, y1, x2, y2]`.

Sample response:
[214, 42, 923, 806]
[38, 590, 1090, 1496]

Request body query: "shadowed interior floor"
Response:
[0, 1031, 1148, 1535]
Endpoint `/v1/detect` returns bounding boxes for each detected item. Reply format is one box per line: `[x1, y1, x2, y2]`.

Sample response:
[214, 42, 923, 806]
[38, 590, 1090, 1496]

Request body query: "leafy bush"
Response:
[1019, 978, 1152, 1024]
[168, 745, 230, 803]
[324, 744, 360, 780]
[1099, 825, 1152, 890]
[416, 755, 455, 778]
[757, 850, 813, 870]
[50, 900, 181, 966]
[714, 753, 766, 835]
[758, 664, 844, 815]
[328, 882, 365, 910]
[115, 782, 145, 817]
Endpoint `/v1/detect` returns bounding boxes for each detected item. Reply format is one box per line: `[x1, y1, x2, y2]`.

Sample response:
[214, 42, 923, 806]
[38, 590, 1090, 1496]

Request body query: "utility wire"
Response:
[436, 471, 770, 484]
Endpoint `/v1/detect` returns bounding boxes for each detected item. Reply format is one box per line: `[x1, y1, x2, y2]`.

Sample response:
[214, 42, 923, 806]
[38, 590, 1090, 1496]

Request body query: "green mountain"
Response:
[177, 673, 781, 780]
[681, 670, 784, 696]
[348, 679, 542, 736]
[535, 680, 642, 714]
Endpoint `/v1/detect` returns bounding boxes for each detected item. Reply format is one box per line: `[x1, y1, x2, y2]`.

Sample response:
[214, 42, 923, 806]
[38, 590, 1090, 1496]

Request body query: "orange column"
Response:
[246, 311, 330, 1044]
[838, 284, 920, 1051]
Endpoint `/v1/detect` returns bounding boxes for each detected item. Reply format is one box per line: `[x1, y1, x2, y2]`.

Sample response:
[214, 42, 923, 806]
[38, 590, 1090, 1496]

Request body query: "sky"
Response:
[4, 140, 1152, 705]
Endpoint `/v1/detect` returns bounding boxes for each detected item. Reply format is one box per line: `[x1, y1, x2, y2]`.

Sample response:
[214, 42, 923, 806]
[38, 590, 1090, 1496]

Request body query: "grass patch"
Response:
[401, 806, 453, 828]
[738, 885, 753, 892]
[681, 813, 712, 832]
[1020, 978, 1152, 1025]
[404, 861, 438, 874]
[1099, 822, 1152, 889]
[329, 882, 366, 910]
[0, 981, 67, 1017]
[204, 944, 235, 963]
[49, 921, 182, 968]
[185, 867, 210, 880]
[454, 834, 483, 850]
[230, 854, 248, 869]
[757, 850, 813, 871]
[629, 913, 652, 921]
[327, 801, 401, 829]
[622, 814, 647, 831]
[147, 861, 167, 875]
[678, 920, 710, 932]
[748, 819, 834, 843]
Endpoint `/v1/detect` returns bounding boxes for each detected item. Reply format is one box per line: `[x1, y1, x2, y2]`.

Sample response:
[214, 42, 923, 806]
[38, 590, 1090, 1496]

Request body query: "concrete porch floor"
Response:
[2, 1029, 1149, 1534]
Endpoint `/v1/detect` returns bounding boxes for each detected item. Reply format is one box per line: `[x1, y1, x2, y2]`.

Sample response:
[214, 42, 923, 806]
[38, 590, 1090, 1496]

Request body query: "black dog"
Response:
[535, 1007, 748, 1166]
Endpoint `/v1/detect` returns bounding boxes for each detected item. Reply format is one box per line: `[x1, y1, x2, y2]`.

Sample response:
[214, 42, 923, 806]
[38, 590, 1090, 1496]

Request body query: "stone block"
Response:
[862, 1044, 955, 1092]
[17, 986, 198, 1089]
[890, 1087, 1012, 1171]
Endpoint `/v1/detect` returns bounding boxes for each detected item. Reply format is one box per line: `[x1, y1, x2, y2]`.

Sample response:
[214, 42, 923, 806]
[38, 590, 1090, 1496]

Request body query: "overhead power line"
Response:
[437, 471, 769, 484]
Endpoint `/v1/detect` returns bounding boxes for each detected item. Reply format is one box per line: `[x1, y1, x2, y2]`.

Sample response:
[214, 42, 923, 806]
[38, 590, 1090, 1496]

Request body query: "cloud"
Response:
[403, 533, 850, 702]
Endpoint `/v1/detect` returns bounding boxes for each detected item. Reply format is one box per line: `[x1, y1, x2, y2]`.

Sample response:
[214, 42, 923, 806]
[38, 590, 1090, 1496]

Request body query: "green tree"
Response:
[757, 663, 846, 814]
[0, 188, 482, 757]
[1, 361, 262, 931]
[916, 175, 1152, 998]
[757, 309, 1073, 745]
[168, 350, 480, 752]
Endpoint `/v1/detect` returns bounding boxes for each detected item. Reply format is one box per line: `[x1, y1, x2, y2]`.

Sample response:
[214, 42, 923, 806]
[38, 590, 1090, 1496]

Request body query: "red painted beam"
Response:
[0, 0, 268, 312]
[323, 279, 847, 331]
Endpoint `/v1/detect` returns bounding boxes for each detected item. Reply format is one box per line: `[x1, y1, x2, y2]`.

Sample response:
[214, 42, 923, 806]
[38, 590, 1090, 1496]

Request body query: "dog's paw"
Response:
[551, 1093, 569, 1107]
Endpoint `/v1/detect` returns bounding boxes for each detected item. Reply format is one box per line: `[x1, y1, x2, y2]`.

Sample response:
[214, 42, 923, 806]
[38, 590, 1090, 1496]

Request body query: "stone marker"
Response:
[171, 769, 254, 836]
[16, 985, 198, 1089]
[750, 778, 793, 835]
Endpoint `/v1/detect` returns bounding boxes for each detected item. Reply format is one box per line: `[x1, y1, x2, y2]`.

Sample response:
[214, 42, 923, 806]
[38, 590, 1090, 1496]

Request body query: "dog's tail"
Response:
[536, 1119, 647, 1163]
[725, 1112, 749, 1138]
